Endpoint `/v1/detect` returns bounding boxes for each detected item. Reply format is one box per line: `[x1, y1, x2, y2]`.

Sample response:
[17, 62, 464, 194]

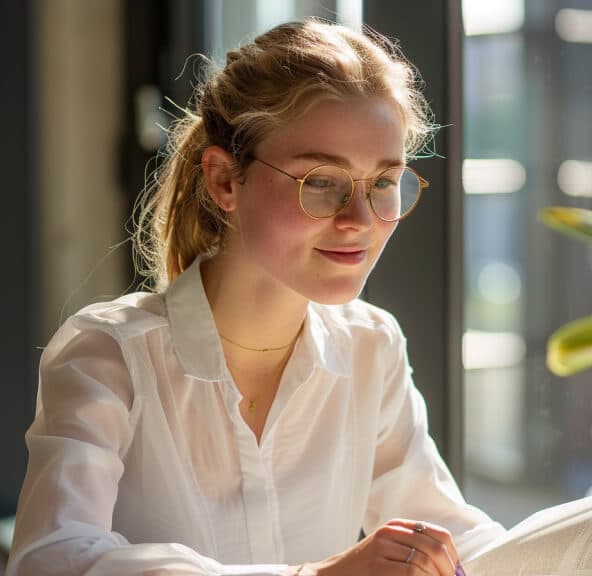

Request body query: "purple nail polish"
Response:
[455, 564, 466, 576]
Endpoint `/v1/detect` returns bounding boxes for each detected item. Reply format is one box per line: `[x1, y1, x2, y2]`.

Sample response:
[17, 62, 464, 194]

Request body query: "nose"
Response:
[334, 181, 373, 230]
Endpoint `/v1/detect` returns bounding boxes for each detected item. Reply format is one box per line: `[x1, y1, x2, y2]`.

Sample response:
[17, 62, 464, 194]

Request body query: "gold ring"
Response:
[414, 521, 427, 533]
[405, 547, 416, 563]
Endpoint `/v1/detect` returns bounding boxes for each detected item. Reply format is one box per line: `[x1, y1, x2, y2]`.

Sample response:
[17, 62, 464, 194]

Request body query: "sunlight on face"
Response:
[226, 96, 407, 305]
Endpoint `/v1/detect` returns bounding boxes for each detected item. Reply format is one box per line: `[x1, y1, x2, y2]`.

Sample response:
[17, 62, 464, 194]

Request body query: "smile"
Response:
[315, 248, 368, 265]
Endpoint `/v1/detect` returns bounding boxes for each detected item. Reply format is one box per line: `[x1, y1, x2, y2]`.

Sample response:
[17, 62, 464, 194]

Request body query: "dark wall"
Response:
[0, 1, 40, 516]
[364, 0, 464, 475]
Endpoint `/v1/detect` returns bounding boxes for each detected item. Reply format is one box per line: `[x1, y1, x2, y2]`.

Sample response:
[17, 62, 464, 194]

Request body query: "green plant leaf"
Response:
[538, 206, 592, 243]
[547, 314, 592, 376]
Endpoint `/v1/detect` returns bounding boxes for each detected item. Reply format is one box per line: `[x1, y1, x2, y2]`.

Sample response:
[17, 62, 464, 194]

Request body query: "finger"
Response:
[375, 529, 445, 576]
[394, 542, 438, 575]
[386, 519, 459, 566]
[378, 525, 457, 576]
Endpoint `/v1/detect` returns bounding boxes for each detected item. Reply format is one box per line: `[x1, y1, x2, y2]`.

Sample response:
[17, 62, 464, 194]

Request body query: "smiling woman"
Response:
[200, 97, 405, 306]
[7, 18, 506, 576]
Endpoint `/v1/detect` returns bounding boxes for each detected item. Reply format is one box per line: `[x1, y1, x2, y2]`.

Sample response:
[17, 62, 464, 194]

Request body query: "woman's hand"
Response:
[294, 519, 463, 576]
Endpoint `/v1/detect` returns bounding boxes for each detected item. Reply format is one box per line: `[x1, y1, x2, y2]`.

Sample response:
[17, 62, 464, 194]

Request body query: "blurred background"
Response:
[2, 0, 591, 565]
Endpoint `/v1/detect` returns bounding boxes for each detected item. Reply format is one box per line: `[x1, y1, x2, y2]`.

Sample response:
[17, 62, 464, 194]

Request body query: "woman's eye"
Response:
[306, 178, 335, 189]
[374, 177, 397, 190]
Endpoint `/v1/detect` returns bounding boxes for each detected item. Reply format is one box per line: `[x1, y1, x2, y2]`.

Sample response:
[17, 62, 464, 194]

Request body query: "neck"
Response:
[200, 252, 308, 363]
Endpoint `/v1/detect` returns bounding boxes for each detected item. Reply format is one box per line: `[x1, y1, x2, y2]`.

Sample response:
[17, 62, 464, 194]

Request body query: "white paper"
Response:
[464, 497, 592, 575]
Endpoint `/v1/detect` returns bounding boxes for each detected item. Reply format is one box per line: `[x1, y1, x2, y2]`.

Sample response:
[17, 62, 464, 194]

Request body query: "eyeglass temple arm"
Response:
[252, 157, 301, 182]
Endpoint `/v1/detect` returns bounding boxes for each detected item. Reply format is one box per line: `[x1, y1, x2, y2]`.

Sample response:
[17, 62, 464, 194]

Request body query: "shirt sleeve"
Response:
[362, 327, 507, 561]
[7, 319, 288, 576]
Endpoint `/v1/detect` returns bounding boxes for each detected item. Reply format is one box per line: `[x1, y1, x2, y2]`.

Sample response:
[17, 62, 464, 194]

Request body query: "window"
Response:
[462, 0, 592, 527]
[203, 0, 362, 58]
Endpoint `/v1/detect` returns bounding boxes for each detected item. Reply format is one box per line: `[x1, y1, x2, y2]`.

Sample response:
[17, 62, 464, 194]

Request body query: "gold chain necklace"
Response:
[222, 325, 304, 414]
[219, 333, 294, 353]
[219, 323, 304, 353]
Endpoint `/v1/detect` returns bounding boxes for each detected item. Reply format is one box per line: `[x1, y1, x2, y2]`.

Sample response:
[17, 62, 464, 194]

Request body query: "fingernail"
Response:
[455, 563, 466, 576]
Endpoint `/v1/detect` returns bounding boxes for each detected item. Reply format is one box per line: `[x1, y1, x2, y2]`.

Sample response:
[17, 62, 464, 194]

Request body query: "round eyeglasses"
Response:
[253, 157, 429, 222]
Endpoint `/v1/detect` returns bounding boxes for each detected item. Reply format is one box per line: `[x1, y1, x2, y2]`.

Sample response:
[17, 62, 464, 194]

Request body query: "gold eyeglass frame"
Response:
[252, 157, 429, 222]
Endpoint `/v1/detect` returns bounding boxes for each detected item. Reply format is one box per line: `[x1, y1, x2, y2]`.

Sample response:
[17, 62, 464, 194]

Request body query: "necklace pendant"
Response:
[248, 400, 256, 413]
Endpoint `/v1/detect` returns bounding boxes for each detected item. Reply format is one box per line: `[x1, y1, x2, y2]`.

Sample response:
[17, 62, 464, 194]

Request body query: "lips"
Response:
[320, 246, 368, 253]
[315, 247, 368, 265]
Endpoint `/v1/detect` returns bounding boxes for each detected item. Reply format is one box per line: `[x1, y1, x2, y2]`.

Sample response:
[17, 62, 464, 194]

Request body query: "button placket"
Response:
[261, 437, 285, 562]
[226, 384, 277, 563]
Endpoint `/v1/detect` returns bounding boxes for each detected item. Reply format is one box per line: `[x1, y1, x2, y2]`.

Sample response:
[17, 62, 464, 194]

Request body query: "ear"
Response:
[201, 146, 240, 212]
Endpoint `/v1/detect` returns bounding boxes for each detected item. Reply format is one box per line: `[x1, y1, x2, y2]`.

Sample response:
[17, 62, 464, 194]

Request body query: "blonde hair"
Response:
[134, 19, 436, 290]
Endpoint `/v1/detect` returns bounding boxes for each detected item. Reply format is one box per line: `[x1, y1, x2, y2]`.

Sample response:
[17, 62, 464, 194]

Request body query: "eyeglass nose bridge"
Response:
[342, 176, 376, 215]
[295, 172, 385, 219]
[336, 174, 383, 217]
[351, 175, 376, 195]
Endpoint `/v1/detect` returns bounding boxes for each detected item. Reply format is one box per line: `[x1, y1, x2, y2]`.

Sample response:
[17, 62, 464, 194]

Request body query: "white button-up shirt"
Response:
[7, 258, 505, 576]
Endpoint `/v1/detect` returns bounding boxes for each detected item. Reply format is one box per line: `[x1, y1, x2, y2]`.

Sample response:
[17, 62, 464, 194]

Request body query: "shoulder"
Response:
[69, 291, 168, 340]
[38, 293, 168, 410]
[311, 298, 405, 344]
[312, 298, 404, 339]
[307, 300, 411, 398]
[40, 292, 168, 371]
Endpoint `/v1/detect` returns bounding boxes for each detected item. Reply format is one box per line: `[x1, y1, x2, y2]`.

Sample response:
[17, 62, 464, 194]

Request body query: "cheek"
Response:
[377, 220, 398, 247]
[237, 181, 320, 251]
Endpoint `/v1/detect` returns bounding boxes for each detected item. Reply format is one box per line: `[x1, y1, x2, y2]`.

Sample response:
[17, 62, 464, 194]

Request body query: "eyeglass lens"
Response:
[300, 166, 421, 221]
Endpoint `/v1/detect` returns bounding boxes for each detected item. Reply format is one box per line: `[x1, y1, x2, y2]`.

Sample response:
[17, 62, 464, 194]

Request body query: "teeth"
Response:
[547, 314, 592, 376]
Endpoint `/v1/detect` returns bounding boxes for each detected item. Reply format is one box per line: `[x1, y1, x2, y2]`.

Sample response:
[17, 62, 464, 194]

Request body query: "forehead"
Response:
[257, 97, 407, 168]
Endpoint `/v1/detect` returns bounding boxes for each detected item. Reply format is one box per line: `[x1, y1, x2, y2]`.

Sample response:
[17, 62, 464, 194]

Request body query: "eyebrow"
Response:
[290, 151, 404, 169]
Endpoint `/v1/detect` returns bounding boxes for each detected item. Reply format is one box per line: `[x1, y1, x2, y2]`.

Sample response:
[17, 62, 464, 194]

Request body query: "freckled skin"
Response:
[225, 97, 405, 305]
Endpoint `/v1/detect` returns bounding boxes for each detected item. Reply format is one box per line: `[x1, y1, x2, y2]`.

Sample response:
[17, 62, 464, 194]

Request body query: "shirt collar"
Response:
[305, 304, 351, 377]
[164, 257, 351, 381]
[165, 257, 227, 381]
